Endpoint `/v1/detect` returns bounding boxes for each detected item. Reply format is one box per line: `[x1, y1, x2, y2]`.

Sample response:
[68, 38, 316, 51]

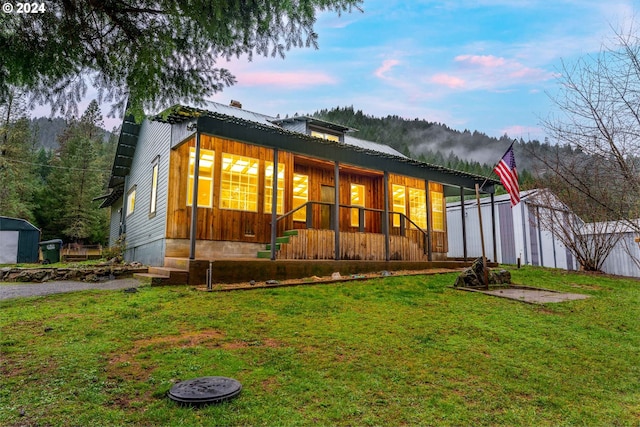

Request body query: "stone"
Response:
[331, 272, 342, 280]
[454, 258, 511, 288]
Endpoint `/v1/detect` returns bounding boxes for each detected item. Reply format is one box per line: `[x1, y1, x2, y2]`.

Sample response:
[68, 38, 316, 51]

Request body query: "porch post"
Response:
[383, 171, 390, 261]
[189, 131, 201, 260]
[425, 180, 432, 261]
[270, 148, 279, 261]
[334, 161, 340, 260]
[460, 186, 467, 261]
[491, 192, 497, 263]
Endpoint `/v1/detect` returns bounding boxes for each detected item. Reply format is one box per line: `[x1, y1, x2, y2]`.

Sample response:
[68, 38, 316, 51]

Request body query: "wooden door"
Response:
[320, 185, 334, 230]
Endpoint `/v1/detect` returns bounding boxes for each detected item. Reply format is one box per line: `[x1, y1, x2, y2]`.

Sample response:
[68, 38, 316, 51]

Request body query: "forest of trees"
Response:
[313, 106, 545, 188]
[0, 93, 116, 244]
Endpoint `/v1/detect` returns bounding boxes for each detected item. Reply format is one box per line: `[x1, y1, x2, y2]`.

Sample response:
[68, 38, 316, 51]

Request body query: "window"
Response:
[311, 130, 340, 142]
[220, 153, 259, 212]
[392, 184, 406, 227]
[350, 183, 365, 227]
[292, 174, 308, 221]
[149, 158, 159, 216]
[187, 148, 214, 207]
[126, 186, 136, 217]
[430, 189, 445, 231]
[264, 161, 285, 214]
[408, 188, 427, 229]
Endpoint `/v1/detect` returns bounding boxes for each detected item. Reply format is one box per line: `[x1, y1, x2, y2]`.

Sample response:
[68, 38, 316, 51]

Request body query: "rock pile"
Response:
[0, 263, 146, 283]
[454, 257, 511, 288]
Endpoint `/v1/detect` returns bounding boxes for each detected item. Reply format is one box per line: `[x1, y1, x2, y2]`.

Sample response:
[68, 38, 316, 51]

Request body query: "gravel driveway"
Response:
[0, 278, 142, 301]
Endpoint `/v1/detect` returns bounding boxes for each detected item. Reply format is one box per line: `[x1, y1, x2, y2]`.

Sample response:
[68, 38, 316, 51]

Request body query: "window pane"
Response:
[264, 161, 285, 215]
[150, 163, 158, 214]
[392, 184, 406, 227]
[430, 190, 445, 231]
[187, 148, 214, 207]
[220, 153, 259, 212]
[350, 183, 365, 227]
[126, 187, 136, 216]
[292, 174, 308, 221]
[408, 188, 427, 229]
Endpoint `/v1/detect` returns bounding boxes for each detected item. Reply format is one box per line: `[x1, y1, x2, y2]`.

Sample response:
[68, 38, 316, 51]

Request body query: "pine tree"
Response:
[0, 89, 39, 221]
[44, 101, 111, 244]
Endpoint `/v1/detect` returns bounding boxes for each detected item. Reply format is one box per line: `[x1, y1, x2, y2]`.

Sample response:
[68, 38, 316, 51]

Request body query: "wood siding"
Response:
[292, 159, 384, 233]
[165, 134, 448, 256]
[166, 134, 294, 243]
[276, 229, 427, 261]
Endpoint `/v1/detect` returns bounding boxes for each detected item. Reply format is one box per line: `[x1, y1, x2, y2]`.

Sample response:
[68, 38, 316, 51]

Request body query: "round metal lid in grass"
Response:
[168, 376, 242, 405]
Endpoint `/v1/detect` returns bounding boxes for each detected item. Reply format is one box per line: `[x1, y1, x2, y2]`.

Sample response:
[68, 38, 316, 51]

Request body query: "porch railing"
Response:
[274, 201, 429, 256]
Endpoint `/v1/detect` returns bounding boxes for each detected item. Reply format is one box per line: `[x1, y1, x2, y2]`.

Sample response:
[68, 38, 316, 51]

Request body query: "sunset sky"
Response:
[36, 0, 637, 142]
[207, 0, 636, 141]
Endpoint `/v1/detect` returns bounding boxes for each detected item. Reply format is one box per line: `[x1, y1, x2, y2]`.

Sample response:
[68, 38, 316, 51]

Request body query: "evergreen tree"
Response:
[44, 101, 111, 244]
[2, 1, 362, 119]
[0, 89, 39, 221]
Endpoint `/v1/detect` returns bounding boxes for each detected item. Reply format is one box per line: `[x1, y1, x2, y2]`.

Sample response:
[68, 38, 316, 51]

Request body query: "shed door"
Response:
[0, 231, 19, 264]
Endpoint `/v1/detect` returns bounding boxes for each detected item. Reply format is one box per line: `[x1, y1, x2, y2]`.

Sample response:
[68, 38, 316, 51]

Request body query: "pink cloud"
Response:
[431, 73, 466, 89]
[455, 54, 507, 68]
[501, 124, 543, 139]
[238, 71, 337, 87]
[375, 59, 400, 79]
[430, 54, 559, 90]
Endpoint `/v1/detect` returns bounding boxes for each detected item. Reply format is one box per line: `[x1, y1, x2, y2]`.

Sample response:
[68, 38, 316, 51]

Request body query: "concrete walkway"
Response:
[458, 285, 590, 304]
[0, 278, 142, 301]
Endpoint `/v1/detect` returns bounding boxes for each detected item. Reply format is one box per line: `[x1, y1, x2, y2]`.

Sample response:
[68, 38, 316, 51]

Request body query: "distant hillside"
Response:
[29, 117, 112, 151]
[312, 106, 547, 178]
[30, 117, 68, 150]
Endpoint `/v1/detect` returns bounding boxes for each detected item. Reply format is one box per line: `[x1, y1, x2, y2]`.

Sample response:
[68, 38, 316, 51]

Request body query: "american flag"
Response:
[494, 143, 520, 207]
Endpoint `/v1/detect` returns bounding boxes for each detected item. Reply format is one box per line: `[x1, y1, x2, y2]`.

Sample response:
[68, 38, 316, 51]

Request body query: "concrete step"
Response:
[136, 267, 189, 286]
[164, 257, 190, 270]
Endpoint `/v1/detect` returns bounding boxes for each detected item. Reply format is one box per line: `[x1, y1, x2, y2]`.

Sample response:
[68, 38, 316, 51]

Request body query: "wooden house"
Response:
[98, 101, 499, 283]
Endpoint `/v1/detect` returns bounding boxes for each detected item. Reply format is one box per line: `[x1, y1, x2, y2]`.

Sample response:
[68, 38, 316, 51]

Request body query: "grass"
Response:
[1, 266, 639, 426]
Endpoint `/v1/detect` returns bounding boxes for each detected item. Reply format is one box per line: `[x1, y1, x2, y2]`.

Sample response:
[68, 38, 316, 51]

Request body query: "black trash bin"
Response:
[39, 239, 63, 264]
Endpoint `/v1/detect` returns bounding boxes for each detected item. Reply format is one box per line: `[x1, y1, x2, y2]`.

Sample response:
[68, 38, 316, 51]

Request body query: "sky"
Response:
[35, 0, 637, 142]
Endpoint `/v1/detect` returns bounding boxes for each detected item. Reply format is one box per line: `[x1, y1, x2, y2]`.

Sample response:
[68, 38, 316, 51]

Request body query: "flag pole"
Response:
[475, 183, 489, 289]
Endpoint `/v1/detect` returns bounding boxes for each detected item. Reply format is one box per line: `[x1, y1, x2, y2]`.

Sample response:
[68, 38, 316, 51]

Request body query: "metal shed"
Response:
[0, 216, 40, 264]
[446, 190, 575, 269]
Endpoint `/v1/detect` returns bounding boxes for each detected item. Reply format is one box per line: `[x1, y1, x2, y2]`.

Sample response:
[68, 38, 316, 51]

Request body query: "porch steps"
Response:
[257, 231, 299, 258]
[134, 266, 189, 286]
[257, 250, 272, 259]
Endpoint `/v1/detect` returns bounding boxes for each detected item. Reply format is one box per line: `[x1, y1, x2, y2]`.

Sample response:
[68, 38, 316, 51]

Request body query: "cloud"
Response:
[236, 71, 337, 88]
[501, 124, 544, 140]
[429, 54, 559, 91]
[456, 54, 507, 68]
[374, 59, 400, 79]
[430, 73, 466, 89]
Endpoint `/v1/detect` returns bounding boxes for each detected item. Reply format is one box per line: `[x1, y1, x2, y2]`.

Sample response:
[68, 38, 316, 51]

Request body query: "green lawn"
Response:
[1, 266, 639, 426]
